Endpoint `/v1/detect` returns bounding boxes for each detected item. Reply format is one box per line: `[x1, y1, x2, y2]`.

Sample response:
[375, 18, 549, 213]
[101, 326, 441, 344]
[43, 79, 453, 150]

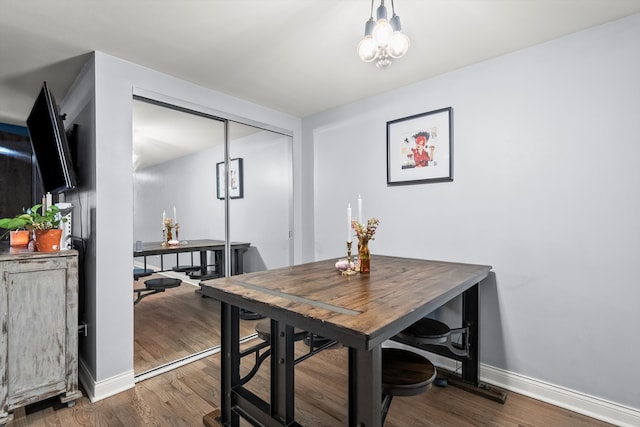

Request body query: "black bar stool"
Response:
[253, 318, 336, 363]
[237, 318, 312, 386]
[381, 348, 436, 424]
[134, 277, 182, 305]
[172, 265, 201, 273]
[133, 267, 154, 281]
[255, 318, 308, 342]
[395, 317, 469, 357]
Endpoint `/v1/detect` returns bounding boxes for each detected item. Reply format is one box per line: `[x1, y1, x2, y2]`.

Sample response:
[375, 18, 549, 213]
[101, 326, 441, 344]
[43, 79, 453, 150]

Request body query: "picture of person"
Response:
[230, 169, 237, 190]
[410, 131, 432, 167]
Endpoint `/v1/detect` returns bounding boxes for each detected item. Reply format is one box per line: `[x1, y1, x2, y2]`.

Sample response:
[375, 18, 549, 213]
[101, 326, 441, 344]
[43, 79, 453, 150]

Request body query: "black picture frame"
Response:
[216, 158, 244, 199]
[386, 107, 453, 185]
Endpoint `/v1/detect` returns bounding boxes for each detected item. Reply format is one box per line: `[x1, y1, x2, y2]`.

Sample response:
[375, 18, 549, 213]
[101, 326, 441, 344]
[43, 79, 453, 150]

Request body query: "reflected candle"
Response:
[347, 203, 352, 242]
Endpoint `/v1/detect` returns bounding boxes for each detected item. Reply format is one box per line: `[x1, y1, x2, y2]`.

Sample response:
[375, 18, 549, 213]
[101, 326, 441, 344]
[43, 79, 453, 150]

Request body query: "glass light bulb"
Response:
[389, 31, 410, 58]
[357, 36, 378, 62]
[372, 19, 393, 46]
[375, 52, 392, 68]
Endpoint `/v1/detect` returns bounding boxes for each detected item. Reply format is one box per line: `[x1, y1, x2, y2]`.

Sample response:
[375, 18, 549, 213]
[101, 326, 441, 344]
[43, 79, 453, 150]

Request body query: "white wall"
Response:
[133, 128, 293, 272]
[305, 13, 640, 420]
[59, 57, 97, 390]
[229, 129, 293, 271]
[133, 144, 225, 244]
[62, 51, 301, 401]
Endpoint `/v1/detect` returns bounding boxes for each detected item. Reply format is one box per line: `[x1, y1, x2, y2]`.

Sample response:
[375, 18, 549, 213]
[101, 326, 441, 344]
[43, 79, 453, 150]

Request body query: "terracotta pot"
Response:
[9, 230, 30, 247]
[34, 229, 63, 252]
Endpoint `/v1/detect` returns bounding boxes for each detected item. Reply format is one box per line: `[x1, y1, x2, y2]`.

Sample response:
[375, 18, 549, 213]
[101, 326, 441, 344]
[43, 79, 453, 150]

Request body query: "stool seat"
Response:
[255, 318, 308, 342]
[172, 265, 201, 273]
[396, 317, 450, 345]
[144, 278, 182, 290]
[240, 309, 265, 320]
[380, 348, 436, 424]
[382, 348, 437, 396]
[133, 268, 153, 280]
[134, 277, 182, 305]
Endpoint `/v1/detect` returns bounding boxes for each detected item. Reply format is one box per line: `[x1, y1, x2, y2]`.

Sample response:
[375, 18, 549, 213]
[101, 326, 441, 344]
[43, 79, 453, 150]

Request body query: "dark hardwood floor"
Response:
[134, 272, 259, 374]
[8, 343, 612, 426]
[6, 272, 614, 426]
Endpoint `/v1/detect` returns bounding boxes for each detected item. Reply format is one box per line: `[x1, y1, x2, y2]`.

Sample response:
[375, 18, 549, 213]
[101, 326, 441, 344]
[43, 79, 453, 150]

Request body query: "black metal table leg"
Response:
[348, 346, 382, 427]
[270, 320, 296, 424]
[219, 302, 241, 426]
[461, 283, 479, 386]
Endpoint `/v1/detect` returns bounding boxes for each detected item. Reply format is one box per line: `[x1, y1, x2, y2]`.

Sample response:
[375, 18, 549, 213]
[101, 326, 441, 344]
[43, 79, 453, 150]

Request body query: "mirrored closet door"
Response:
[131, 98, 293, 377]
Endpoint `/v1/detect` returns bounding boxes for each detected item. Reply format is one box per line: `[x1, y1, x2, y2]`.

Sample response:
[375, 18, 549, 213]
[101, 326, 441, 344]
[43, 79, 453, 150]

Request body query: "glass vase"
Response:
[358, 239, 370, 274]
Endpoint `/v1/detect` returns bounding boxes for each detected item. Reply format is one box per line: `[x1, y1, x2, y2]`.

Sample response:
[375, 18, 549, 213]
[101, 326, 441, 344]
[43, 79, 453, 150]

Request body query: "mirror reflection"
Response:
[131, 98, 293, 376]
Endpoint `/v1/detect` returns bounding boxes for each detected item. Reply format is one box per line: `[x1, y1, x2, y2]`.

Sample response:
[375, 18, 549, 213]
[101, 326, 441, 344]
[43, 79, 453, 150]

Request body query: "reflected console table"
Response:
[133, 239, 250, 280]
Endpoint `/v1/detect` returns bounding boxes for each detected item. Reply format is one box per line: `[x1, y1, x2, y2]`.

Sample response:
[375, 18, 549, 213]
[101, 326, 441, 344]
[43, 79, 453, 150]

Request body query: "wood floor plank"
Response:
[10, 341, 613, 427]
[133, 273, 259, 373]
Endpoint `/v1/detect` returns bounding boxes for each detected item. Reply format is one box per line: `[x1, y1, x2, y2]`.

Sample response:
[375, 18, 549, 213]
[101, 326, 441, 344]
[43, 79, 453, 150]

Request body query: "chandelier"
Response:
[357, 0, 410, 68]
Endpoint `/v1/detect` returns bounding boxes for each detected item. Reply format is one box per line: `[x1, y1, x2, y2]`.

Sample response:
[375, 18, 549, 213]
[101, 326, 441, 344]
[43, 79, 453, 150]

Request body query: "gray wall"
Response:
[62, 52, 302, 401]
[133, 145, 225, 244]
[304, 13, 640, 416]
[134, 128, 293, 272]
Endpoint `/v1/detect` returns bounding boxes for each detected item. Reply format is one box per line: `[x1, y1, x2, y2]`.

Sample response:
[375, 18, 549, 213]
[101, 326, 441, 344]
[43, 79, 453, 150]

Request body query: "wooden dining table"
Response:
[200, 255, 492, 427]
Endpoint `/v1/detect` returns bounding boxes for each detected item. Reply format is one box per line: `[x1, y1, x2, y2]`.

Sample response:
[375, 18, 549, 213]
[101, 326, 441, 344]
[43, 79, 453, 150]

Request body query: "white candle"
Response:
[162, 210, 166, 230]
[347, 203, 352, 243]
[357, 194, 363, 225]
[46, 192, 52, 211]
[173, 206, 177, 224]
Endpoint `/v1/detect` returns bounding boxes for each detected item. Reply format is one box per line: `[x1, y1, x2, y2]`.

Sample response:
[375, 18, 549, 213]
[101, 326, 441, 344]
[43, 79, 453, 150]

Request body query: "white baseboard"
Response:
[78, 357, 135, 403]
[482, 364, 640, 427]
[383, 341, 640, 427]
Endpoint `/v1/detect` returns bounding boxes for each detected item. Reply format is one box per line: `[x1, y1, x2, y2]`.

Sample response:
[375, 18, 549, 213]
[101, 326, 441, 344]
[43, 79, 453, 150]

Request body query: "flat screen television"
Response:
[26, 82, 78, 194]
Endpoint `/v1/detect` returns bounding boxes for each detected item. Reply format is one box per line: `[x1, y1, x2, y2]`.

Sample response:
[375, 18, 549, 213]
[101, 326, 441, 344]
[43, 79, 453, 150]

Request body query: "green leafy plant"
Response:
[0, 211, 33, 239]
[26, 204, 66, 230]
[0, 204, 66, 238]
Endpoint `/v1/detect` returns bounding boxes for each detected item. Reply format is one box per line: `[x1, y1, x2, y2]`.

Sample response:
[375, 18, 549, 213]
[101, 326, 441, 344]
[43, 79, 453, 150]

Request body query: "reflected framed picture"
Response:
[386, 107, 453, 185]
[216, 158, 244, 199]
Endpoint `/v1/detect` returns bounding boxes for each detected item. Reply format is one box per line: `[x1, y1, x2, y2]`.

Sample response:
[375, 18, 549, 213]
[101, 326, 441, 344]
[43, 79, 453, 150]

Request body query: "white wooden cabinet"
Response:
[0, 248, 82, 425]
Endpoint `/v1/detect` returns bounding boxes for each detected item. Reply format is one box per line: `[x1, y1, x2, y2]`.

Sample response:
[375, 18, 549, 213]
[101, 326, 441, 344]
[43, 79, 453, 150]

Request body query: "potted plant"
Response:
[0, 212, 33, 247]
[27, 204, 67, 252]
[0, 204, 66, 252]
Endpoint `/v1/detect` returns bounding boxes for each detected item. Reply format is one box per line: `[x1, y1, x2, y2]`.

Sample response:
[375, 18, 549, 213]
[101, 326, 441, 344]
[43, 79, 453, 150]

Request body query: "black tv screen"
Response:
[26, 82, 77, 194]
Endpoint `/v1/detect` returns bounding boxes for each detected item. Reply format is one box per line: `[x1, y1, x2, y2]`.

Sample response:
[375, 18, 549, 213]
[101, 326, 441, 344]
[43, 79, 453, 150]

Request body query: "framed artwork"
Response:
[216, 158, 244, 199]
[386, 107, 453, 185]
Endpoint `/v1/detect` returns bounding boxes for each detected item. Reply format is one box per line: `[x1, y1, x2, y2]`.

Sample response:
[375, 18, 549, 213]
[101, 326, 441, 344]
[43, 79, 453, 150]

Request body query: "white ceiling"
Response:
[132, 100, 260, 170]
[2, 1, 640, 125]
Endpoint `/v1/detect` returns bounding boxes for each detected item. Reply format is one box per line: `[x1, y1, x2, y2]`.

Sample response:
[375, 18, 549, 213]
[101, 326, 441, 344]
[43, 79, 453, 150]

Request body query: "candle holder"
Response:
[175, 223, 179, 242]
[342, 241, 358, 277]
[161, 226, 167, 247]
